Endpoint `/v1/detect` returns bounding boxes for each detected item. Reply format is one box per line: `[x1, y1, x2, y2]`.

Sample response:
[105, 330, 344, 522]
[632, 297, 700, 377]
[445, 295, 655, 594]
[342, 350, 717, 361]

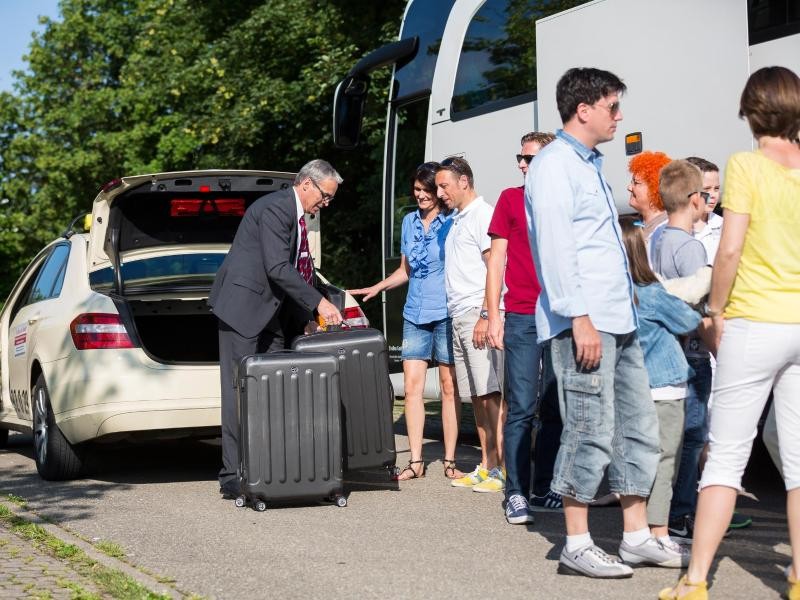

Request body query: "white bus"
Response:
[333, 0, 800, 395]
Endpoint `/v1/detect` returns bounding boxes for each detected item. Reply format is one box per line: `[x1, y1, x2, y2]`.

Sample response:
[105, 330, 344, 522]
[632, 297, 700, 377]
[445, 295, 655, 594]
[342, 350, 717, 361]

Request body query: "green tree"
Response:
[0, 0, 404, 322]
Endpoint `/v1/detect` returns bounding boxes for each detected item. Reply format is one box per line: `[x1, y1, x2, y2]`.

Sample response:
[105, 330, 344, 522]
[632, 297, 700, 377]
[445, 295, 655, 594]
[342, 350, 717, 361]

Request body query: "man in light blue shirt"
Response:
[526, 68, 661, 577]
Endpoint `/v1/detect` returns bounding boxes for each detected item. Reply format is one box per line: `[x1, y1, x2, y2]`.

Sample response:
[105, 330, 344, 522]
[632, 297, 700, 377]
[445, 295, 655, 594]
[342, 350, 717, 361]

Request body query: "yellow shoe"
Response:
[788, 575, 800, 600]
[658, 575, 708, 600]
[450, 465, 488, 488]
[472, 466, 506, 493]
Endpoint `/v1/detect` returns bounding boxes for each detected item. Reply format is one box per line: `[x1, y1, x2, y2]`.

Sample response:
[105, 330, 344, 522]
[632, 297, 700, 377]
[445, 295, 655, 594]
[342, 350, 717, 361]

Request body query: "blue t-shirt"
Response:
[401, 210, 452, 324]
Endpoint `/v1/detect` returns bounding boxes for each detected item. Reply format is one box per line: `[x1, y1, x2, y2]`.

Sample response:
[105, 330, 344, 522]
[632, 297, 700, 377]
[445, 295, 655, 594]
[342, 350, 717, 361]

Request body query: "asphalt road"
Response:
[0, 431, 790, 600]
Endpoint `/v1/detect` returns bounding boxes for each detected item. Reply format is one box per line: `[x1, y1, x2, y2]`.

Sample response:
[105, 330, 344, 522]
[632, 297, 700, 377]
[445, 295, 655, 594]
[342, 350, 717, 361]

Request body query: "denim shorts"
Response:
[401, 317, 454, 364]
[550, 330, 660, 503]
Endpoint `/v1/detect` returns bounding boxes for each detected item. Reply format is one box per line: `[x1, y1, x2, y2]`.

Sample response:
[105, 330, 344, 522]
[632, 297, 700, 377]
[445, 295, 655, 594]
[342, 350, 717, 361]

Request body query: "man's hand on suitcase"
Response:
[316, 297, 343, 327]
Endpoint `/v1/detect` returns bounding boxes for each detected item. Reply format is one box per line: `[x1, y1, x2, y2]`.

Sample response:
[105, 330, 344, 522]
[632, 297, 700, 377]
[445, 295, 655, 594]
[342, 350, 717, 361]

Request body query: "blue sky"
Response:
[0, 0, 61, 92]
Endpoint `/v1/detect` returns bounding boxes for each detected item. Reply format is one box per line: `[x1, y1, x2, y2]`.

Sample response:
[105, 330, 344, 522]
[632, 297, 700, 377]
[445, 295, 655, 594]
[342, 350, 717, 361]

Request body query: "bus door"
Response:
[383, 96, 430, 374]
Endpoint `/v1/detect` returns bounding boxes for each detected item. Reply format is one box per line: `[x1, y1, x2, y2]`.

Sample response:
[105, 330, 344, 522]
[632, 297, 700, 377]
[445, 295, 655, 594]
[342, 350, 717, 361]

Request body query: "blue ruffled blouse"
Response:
[400, 210, 452, 324]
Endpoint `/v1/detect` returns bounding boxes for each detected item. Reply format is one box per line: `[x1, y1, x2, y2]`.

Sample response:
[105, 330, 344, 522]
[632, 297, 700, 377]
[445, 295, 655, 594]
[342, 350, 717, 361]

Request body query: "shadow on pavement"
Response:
[528, 437, 787, 595]
[2, 432, 132, 524]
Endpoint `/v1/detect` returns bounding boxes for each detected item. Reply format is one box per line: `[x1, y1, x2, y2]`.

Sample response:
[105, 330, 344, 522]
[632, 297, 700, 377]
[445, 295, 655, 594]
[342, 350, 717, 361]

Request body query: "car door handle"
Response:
[27, 316, 40, 325]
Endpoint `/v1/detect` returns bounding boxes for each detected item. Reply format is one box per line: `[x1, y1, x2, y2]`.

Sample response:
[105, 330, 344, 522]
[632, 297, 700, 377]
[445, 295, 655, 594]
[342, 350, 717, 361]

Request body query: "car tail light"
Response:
[100, 178, 122, 193]
[342, 306, 369, 328]
[70, 313, 135, 350]
[170, 198, 245, 217]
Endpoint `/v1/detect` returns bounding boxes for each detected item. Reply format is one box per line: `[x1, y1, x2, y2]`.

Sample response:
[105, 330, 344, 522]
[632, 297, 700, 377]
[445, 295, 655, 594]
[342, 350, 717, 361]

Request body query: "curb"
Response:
[0, 498, 182, 599]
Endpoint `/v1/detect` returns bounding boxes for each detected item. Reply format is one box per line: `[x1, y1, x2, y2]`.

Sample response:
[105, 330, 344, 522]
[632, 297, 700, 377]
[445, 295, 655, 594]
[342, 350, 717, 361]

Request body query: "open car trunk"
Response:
[88, 170, 300, 365]
[126, 298, 220, 363]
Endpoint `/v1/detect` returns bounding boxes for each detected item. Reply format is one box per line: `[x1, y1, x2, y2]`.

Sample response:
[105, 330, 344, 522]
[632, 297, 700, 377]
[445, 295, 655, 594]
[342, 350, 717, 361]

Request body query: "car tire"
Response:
[32, 374, 84, 480]
[0, 427, 8, 448]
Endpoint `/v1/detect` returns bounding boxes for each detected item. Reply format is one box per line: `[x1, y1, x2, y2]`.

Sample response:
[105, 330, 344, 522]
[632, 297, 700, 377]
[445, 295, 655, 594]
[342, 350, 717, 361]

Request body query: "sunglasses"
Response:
[687, 190, 711, 203]
[516, 154, 536, 164]
[594, 100, 621, 116]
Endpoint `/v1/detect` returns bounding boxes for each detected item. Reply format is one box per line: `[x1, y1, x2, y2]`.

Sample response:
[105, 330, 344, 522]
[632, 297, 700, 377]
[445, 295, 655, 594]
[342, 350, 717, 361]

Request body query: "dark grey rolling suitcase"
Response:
[291, 328, 396, 473]
[236, 351, 346, 511]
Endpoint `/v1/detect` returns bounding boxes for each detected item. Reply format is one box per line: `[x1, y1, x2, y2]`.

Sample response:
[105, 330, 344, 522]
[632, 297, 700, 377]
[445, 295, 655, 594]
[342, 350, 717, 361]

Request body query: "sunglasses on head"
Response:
[516, 154, 535, 164]
[687, 190, 711, 203]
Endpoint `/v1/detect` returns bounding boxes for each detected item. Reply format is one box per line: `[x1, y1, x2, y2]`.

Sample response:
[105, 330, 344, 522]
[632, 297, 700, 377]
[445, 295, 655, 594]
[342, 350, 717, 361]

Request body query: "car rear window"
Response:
[89, 253, 226, 289]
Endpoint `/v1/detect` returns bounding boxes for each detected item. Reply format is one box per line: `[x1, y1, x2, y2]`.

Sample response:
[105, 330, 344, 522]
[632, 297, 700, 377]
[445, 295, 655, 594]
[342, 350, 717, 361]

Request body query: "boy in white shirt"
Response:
[686, 156, 723, 262]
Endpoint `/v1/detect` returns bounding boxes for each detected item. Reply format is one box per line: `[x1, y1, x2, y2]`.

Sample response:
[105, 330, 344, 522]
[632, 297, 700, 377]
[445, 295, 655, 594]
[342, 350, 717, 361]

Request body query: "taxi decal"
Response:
[13, 324, 27, 357]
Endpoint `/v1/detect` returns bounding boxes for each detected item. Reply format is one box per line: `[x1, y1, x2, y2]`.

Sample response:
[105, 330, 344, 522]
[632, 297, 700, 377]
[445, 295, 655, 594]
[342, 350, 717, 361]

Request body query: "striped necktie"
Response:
[297, 216, 314, 284]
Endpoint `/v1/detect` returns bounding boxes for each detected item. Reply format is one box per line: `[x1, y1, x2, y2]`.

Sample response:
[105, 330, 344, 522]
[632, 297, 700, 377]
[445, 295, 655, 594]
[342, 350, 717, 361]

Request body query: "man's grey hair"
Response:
[294, 159, 343, 185]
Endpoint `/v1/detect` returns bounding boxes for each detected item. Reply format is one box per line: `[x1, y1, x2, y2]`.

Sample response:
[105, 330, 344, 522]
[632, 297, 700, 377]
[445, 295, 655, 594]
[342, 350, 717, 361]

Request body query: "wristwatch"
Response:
[479, 309, 489, 320]
[703, 302, 723, 317]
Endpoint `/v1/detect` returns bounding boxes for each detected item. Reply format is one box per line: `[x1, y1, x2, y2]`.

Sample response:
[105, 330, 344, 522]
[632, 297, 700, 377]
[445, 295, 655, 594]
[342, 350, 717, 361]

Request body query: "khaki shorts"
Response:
[451, 308, 504, 399]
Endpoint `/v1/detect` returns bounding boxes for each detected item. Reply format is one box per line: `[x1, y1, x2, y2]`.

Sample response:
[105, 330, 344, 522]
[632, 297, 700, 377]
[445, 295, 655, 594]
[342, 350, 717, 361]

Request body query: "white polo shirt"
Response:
[445, 196, 494, 318]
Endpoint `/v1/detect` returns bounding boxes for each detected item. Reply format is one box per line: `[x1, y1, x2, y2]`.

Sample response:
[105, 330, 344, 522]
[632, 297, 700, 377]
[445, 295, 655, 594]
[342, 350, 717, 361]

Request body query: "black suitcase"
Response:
[291, 328, 396, 472]
[236, 351, 346, 511]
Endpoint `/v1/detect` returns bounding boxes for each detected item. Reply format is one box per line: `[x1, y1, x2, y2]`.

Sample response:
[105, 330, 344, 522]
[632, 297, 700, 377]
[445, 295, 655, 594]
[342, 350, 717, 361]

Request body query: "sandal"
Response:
[443, 458, 463, 480]
[658, 575, 708, 600]
[392, 460, 425, 481]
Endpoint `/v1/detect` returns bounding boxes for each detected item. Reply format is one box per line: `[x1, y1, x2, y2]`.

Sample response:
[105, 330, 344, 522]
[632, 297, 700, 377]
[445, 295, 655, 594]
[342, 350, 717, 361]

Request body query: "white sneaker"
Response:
[619, 536, 689, 568]
[558, 544, 633, 578]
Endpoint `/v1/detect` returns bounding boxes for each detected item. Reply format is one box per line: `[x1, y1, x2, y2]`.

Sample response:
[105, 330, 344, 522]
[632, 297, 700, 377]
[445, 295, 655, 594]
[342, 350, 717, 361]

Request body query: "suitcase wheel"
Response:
[254, 500, 267, 512]
[335, 495, 347, 508]
[234, 496, 246, 508]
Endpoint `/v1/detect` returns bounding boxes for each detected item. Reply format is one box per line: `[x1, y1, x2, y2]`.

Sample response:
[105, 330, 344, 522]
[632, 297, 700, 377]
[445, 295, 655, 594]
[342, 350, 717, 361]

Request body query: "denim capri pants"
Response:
[401, 317, 454, 365]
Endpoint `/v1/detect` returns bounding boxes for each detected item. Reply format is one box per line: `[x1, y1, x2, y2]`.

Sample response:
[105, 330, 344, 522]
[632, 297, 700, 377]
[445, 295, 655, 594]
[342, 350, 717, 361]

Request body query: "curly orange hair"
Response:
[628, 151, 672, 211]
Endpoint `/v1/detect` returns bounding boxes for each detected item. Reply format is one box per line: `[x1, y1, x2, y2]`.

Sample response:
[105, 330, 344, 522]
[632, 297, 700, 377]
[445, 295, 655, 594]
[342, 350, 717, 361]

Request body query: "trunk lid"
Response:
[86, 170, 308, 295]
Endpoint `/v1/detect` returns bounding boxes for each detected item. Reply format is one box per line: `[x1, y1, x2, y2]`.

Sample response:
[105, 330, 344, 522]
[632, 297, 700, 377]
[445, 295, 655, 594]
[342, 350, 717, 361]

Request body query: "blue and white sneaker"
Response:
[530, 490, 563, 512]
[505, 494, 534, 524]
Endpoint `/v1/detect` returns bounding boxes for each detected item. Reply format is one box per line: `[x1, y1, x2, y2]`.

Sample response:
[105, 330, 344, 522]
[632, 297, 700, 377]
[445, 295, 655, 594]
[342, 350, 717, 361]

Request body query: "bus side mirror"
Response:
[333, 75, 370, 150]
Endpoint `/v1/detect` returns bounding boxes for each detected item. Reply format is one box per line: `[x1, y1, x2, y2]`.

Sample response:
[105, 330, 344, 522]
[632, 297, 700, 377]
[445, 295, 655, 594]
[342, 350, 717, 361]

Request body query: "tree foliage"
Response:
[0, 0, 404, 321]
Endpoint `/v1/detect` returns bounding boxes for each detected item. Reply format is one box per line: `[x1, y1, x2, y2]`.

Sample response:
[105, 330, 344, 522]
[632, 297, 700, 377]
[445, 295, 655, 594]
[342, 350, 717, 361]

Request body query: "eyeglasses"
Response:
[687, 190, 711, 203]
[310, 179, 335, 204]
[516, 154, 536, 164]
[594, 100, 621, 116]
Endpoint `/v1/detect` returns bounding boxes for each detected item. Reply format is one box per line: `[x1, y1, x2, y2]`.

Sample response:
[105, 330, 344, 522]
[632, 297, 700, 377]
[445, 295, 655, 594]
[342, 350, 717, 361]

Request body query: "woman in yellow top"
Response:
[660, 66, 800, 600]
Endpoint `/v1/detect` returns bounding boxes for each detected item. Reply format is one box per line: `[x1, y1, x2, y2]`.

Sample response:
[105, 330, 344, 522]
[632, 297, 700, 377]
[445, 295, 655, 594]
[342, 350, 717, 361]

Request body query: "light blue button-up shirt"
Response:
[400, 210, 452, 324]
[525, 129, 636, 342]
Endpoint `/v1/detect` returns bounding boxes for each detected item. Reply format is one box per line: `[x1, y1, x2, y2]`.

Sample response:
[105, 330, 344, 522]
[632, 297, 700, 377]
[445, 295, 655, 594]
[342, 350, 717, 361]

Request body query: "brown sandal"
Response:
[392, 460, 425, 481]
[443, 458, 463, 479]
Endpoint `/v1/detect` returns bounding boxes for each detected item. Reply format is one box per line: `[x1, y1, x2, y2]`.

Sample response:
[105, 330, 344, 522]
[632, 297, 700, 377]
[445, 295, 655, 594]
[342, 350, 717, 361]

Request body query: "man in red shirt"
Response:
[478, 131, 559, 523]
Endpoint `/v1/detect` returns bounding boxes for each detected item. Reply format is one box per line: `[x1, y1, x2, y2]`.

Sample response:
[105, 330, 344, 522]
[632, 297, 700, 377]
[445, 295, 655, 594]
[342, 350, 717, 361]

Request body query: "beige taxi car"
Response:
[0, 170, 368, 479]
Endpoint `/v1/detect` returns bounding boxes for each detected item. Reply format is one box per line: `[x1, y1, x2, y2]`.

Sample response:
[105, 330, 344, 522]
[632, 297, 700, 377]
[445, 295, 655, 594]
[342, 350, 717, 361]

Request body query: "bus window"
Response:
[748, 0, 800, 44]
[451, 0, 589, 119]
[389, 98, 428, 258]
[393, 0, 455, 102]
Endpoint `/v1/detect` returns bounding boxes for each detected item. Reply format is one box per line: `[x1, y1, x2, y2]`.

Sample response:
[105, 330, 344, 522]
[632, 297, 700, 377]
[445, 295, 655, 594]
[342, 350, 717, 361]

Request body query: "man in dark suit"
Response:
[208, 159, 344, 498]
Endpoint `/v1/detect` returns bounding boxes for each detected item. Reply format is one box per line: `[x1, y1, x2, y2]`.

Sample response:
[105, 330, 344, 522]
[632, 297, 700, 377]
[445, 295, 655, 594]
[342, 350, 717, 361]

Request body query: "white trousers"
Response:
[700, 319, 800, 491]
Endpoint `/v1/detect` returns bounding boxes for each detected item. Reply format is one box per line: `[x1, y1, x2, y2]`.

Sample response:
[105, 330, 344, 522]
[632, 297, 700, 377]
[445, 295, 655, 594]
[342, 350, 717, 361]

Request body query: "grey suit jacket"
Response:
[208, 187, 323, 338]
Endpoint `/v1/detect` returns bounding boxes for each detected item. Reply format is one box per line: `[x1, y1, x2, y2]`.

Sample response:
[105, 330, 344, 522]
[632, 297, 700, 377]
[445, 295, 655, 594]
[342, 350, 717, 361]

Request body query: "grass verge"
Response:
[0, 503, 171, 599]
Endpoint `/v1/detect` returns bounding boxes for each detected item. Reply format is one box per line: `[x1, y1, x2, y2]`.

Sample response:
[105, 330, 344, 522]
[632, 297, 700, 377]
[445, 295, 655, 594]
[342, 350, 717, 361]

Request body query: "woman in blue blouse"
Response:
[350, 162, 461, 481]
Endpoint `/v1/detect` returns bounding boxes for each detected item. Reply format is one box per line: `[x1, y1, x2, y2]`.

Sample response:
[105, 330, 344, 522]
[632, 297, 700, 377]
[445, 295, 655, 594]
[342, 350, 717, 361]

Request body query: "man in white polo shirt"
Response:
[435, 157, 505, 493]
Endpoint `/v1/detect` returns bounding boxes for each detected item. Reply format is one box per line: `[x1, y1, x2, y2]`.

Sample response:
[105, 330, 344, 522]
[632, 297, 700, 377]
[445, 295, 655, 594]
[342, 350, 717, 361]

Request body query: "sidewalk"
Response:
[0, 494, 179, 600]
[0, 524, 105, 599]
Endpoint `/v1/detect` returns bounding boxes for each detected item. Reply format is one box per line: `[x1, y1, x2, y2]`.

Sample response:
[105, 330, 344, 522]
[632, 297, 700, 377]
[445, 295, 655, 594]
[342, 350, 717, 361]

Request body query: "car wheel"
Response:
[0, 427, 8, 448]
[32, 374, 84, 480]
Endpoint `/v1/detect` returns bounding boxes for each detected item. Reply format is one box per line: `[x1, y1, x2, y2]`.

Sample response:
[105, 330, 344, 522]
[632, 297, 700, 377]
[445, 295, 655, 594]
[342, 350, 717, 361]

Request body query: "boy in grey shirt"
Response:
[652, 159, 708, 278]
[653, 159, 712, 545]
